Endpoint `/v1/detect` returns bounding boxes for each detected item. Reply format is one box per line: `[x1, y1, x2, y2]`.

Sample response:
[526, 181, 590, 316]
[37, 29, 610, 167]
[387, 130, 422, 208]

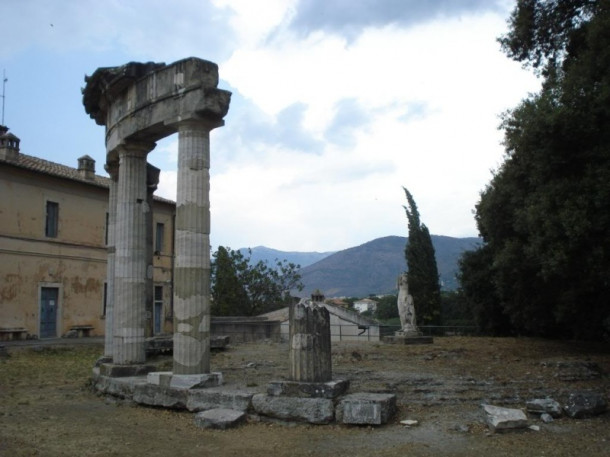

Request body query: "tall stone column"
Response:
[145, 164, 160, 338]
[113, 141, 155, 364]
[103, 161, 119, 358]
[173, 119, 215, 374]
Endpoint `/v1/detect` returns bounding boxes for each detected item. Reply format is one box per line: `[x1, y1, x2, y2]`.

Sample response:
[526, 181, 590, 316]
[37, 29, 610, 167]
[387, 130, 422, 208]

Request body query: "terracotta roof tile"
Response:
[1, 152, 175, 205]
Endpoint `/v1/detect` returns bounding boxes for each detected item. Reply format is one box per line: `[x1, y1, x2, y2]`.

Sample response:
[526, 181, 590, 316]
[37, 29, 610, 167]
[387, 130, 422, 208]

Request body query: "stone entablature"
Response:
[84, 57, 231, 374]
[83, 58, 231, 158]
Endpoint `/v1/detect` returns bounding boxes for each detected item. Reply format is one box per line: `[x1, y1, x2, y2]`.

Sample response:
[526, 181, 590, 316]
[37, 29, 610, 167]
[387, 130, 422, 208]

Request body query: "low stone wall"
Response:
[211, 318, 281, 343]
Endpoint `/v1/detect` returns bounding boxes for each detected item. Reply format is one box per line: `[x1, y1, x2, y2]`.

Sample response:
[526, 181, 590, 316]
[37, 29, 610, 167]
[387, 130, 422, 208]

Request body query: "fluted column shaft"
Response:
[113, 142, 154, 364]
[103, 162, 119, 358]
[173, 120, 213, 374]
[145, 165, 160, 338]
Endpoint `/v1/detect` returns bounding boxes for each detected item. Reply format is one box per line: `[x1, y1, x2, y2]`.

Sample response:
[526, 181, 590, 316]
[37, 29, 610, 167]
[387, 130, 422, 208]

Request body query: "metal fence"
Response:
[210, 321, 479, 344]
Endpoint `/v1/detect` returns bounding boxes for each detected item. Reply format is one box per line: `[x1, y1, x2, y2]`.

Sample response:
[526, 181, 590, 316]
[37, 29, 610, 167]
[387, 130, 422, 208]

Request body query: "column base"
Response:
[146, 371, 223, 389]
[99, 363, 156, 378]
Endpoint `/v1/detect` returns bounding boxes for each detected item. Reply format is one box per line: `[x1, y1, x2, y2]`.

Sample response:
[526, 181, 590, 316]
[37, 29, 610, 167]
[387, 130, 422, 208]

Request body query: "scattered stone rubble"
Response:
[483, 392, 608, 432]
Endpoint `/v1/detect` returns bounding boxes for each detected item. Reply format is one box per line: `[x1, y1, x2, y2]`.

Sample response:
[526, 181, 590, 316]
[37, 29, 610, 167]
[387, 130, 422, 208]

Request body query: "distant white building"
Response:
[353, 298, 378, 314]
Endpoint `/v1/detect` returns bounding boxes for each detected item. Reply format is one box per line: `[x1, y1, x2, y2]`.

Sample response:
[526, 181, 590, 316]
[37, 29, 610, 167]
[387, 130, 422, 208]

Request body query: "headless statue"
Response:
[397, 273, 418, 335]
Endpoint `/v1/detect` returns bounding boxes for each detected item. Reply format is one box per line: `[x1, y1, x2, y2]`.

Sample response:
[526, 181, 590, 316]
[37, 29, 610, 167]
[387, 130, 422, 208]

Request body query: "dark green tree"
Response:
[403, 187, 442, 326]
[211, 247, 250, 316]
[211, 246, 304, 316]
[460, 0, 610, 339]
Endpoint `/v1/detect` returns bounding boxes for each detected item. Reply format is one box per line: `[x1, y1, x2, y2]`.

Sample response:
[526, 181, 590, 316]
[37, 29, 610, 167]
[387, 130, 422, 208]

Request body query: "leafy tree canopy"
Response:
[211, 247, 304, 316]
[460, 0, 610, 340]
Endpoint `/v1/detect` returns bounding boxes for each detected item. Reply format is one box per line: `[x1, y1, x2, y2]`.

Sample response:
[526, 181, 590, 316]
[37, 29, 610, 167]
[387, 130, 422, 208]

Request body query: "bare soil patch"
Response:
[1, 337, 608, 456]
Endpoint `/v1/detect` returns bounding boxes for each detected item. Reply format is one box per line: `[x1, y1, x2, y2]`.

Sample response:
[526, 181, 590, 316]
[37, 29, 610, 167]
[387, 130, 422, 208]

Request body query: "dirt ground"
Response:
[0, 337, 608, 457]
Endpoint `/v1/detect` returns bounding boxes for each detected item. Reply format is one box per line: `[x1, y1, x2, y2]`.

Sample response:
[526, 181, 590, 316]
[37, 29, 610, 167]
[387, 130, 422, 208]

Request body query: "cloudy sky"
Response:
[0, 0, 539, 252]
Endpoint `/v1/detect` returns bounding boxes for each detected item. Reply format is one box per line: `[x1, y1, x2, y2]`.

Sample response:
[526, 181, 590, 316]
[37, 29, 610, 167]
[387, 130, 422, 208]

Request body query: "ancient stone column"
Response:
[103, 161, 119, 359]
[145, 164, 160, 338]
[113, 141, 155, 364]
[172, 120, 214, 374]
[289, 301, 332, 382]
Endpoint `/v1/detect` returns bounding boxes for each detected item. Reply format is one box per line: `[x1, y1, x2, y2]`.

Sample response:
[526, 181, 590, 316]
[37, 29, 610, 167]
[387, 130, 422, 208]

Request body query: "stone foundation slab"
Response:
[187, 387, 256, 412]
[133, 383, 187, 409]
[99, 363, 156, 377]
[252, 394, 334, 424]
[94, 374, 147, 398]
[146, 372, 223, 389]
[267, 379, 349, 399]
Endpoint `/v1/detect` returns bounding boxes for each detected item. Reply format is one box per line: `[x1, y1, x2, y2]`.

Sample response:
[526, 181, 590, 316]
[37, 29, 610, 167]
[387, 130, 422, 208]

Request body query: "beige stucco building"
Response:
[0, 126, 175, 340]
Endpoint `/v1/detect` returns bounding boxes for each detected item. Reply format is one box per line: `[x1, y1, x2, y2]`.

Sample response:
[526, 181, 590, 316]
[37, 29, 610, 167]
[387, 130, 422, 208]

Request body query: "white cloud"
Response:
[1, 0, 540, 252]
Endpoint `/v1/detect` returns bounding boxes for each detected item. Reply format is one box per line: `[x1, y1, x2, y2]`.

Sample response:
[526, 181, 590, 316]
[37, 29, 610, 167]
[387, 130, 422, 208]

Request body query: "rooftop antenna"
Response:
[1, 70, 6, 125]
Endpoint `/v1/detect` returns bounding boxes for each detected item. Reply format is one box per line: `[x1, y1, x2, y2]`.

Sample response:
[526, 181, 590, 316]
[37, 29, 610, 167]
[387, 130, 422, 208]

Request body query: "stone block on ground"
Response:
[186, 387, 256, 412]
[194, 408, 246, 429]
[563, 392, 608, 418]
[482, 404, 528, 432]
[251, 393, 334, 424]
[526, 398, 562, 417]
[336, 393, 396, 425]
[267, 379, 349, 399]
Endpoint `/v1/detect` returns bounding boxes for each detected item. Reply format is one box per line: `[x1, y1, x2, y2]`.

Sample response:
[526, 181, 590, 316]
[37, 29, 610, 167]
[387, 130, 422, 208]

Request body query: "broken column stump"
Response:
[289, 300, 332, 382]
[253, 299, 348, 424]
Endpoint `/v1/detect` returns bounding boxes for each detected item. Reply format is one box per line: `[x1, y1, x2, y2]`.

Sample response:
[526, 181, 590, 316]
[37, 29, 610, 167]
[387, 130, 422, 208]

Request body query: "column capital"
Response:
[167, 116, 224, 133]
[104, 160, 120, 181]
[147, 163, 160, 192]
[113, 140, 156, 159]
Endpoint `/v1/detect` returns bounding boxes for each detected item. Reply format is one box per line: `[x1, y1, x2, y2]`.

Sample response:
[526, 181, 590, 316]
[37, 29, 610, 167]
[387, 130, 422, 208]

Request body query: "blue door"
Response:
[40, 287, 59, 338]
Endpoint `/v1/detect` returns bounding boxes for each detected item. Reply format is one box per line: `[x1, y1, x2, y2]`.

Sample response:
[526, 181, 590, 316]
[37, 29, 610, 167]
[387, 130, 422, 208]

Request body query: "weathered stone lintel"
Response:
[267, 380, 349, 399]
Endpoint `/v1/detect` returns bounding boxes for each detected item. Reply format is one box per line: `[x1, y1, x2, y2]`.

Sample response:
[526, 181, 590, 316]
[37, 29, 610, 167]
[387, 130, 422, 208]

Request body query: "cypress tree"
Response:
[403, 187, 442, 326]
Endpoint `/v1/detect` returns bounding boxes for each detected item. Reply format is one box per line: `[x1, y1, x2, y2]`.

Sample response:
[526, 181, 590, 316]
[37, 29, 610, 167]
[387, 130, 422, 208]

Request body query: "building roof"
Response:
[1, 150, 111, 188]
[0, 150, 175, 205]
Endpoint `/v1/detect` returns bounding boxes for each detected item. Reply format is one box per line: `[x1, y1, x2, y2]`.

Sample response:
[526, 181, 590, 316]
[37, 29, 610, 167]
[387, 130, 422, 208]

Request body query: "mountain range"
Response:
[242, 235, 481, 298]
